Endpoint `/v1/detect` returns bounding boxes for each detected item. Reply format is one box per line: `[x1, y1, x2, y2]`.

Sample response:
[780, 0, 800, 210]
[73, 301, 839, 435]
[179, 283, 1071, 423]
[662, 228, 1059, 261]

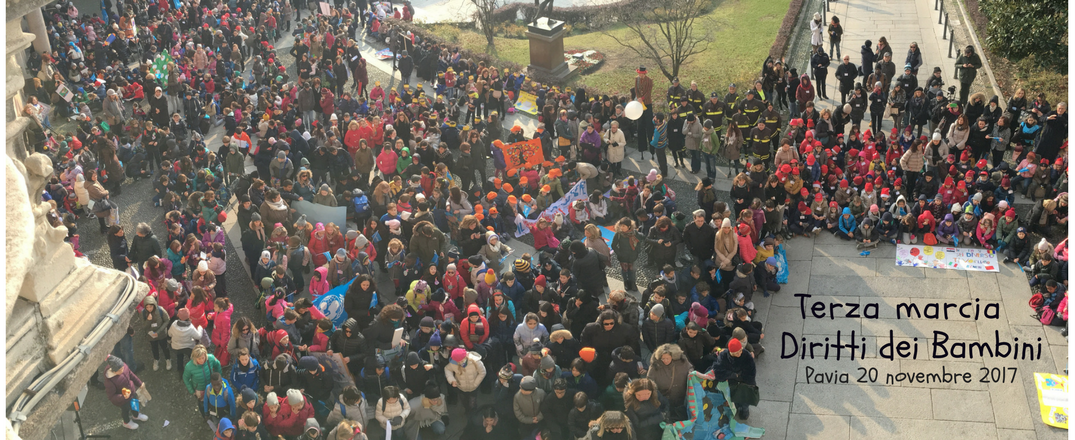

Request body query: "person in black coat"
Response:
[330, 318, 368, 377]
[344, 275, 380, 330]
[398, 352, 434, 401]
[834, 55, 859, 105]
[297, 355, 335, 406]
[581, 310, 640, 387]
[363, 304, 405, 357]
[682, 210, 716, 263]
[540, 379, 575, 440]
[708, 338, 757, 419]
[570, 241, 607, 294]
[860, 40, 876, 78]
[398, 51, 414, 85]
[811, 49, 831, 100]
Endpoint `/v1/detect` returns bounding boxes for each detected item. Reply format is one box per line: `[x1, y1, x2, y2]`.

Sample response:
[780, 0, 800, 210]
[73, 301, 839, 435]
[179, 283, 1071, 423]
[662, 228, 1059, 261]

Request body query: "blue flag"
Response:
[313, 277, 354, 329]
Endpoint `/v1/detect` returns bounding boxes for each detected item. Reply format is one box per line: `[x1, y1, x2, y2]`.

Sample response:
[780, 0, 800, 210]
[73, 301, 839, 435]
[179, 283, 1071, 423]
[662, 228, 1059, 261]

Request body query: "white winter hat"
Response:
[197, 260, 208, 272]
[266, 392, 279, 406]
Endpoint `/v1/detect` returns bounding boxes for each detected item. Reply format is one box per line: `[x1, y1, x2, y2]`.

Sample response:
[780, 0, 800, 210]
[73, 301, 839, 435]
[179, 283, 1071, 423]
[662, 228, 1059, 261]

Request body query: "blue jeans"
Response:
[427, 420, 446, 436]
[703, 153, 716, 179]
[112, 333, 137, 370]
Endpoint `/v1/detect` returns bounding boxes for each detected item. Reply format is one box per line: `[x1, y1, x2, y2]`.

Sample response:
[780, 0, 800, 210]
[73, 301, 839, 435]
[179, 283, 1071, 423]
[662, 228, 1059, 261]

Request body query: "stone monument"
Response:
[526, 16, 570, 81]
[5, 5, 149, 438]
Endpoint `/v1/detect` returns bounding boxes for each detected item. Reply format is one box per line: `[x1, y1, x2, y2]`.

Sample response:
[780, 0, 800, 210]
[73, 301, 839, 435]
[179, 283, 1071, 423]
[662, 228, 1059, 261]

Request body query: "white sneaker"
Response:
[135, 414, 148, 422]
[153, 360, 159, 371]
[165, 359, 172, 370]
[122, 421, 139, 430]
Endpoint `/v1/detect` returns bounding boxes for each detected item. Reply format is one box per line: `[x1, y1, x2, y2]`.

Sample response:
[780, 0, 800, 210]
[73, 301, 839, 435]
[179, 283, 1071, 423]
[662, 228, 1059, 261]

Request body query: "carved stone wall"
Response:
[4, 4, 149, 439]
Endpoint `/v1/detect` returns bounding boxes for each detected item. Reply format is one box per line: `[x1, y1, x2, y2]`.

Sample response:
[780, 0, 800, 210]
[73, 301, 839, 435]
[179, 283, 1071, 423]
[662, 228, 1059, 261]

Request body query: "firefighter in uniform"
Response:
[666, 77, 686, 112]
[675, 97, 693, 120]
[703, 92, 727, 134]
[740, 90, 764, 126]
[687, 81, 705, 114]
[749, 120, 775, 168]
[724, 83, 740, 113]
[759, 101, 782, 151]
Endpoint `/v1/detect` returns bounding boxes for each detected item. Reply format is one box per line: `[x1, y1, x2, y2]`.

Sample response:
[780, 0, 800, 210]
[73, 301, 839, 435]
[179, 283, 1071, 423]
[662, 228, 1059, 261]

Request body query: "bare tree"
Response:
[606, 0, 716, 82]
[469, 0, 503, 54]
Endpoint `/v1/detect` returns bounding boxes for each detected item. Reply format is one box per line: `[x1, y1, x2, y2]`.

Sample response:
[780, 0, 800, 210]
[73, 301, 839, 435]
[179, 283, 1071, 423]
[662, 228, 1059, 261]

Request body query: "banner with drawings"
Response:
[518, 180, 588, 232]
[895, 244, 1000, 272]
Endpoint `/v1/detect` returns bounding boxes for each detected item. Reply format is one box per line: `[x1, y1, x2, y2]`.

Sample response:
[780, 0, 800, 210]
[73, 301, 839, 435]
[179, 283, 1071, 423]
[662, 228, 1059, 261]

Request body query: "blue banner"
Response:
[775, 243, 789, 284]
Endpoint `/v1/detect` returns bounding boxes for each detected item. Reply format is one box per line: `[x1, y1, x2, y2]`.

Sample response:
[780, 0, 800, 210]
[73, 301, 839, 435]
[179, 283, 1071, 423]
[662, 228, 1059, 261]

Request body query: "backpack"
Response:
[1039, 307, 1057, 326]
[922, 232, 938, 246]
[353, 194, 370, 217]
[1029, 293, 1044, 310]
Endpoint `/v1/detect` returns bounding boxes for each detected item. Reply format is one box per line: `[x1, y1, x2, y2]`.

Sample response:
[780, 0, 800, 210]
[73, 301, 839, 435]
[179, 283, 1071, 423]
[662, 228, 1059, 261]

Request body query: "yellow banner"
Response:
[1034, 372, 1068, 429]
[514, 91, 539, 116]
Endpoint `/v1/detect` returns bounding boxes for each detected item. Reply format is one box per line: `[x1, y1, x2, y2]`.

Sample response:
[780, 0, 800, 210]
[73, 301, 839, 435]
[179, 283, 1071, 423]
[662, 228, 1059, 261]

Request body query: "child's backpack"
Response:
[353, 191, 370, 218]
[1029, 293, 1044, 310]
[922, 232, 938, 246]
[1039, 307, 1057, 326]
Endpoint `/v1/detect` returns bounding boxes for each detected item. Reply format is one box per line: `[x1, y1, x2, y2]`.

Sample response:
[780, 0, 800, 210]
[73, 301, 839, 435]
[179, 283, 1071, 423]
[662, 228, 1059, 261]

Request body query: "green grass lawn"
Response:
[434, 0, 791, 98]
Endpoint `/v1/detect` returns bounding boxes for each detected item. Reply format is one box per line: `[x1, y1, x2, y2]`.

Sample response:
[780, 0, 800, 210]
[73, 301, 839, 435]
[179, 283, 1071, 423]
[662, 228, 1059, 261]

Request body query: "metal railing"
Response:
[935, 0, 955, 58]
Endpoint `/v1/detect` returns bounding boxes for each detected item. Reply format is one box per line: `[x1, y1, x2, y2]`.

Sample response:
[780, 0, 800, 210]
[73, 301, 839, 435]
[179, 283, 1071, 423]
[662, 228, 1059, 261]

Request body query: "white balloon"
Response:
[624, 100, 644, 120]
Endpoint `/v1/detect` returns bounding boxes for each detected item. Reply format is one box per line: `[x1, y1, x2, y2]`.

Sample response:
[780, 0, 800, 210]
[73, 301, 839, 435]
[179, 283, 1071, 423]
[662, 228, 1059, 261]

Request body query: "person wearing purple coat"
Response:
[936, 213, 960, 244]
[202, 223, 226, 248]
[103, 355, 149, 430]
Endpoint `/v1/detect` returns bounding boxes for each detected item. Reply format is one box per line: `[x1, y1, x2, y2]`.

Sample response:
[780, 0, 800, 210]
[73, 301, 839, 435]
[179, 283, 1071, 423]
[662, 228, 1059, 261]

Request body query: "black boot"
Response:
[737, 404, 750, 420]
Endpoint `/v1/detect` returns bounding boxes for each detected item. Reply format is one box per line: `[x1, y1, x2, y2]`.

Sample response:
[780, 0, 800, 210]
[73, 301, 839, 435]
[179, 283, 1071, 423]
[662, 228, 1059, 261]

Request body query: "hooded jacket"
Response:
[213, 417, 235, 440]
[139, 296, 171, 342]
[647, 344, 692, 405]
[459, 304, 490, 349]
[838, 207, 857, 235]
[326, 393, 370, 428]
[936, 214, 960, 238]
[513, 322, 550, 357]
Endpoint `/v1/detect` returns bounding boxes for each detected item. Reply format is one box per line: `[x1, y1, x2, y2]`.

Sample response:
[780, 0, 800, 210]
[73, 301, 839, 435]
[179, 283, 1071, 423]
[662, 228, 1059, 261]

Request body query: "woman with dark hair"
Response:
[107, 225, 129, 271]
[345, 274, 381, 330]
[363, 304, 407, 365]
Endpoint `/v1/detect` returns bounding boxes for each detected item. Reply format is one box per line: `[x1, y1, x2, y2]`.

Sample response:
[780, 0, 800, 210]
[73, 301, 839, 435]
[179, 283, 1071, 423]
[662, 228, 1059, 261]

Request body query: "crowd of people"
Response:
[24, 0, 1068, 438]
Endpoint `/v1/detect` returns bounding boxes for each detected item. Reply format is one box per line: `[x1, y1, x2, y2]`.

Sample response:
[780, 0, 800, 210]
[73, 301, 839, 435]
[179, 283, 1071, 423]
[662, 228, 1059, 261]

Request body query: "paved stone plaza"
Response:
[745, 232, 1067, 440]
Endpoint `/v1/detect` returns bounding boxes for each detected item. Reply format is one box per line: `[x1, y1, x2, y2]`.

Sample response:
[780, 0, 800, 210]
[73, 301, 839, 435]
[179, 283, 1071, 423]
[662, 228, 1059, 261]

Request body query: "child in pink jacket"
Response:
[309, 266, 331, 299]
[210, 298, 234, 365]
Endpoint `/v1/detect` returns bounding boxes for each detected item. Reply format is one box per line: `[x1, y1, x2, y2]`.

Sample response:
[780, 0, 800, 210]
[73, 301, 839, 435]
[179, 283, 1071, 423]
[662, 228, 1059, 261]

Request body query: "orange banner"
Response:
[498, 138, 545, 170]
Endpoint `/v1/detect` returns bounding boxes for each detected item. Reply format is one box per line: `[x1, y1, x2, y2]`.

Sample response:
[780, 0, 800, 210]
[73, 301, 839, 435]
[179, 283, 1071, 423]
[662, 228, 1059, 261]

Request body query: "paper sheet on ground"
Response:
[895, 244, 999, 272]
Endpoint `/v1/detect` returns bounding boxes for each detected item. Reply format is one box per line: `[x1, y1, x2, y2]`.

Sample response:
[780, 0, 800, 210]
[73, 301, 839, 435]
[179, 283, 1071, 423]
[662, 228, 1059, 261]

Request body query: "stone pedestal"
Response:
[526, 18, 570, 81]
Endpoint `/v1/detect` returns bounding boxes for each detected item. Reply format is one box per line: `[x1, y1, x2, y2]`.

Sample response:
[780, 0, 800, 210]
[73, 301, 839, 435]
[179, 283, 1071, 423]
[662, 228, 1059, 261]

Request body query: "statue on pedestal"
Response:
[533, 0, 554, 25]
